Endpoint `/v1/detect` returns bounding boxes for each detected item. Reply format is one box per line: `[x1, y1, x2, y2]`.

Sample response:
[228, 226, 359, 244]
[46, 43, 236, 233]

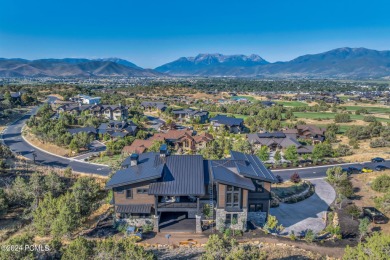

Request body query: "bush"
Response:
[290, 173, 301, 183]
[371, 175, 390, 193]
[276, 175, 283, 184]
[334, 114, 351, 123]
[304, 229, 316, 243]
[375, 191, 390, 213]
[289, 230, 297, 241]
[370, 138, 389, 148]
[344, 232, 390, 259]
[345, 204, 361, 219]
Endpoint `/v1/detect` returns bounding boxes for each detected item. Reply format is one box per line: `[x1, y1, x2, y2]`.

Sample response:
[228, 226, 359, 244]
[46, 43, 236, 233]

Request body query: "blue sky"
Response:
[1, 0, 390, 68]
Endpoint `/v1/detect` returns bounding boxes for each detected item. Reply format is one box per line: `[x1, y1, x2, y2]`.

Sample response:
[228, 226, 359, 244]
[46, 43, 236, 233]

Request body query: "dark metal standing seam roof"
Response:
[116, 204, 153, 214]
[106, 153, 164, 188]
[148, 155, 205, 196]
[230, 151, 277, 183]
[209, 160, 255, 191]
[209, 115, 244, 126]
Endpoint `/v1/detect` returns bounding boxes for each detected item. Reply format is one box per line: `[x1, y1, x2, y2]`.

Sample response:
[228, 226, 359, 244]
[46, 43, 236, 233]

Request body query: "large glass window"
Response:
[226, 185, 240, 208]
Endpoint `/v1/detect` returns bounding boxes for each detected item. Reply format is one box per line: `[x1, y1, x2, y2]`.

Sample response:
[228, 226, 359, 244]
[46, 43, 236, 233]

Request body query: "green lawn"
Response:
[276, 101, 308, 107]
[291, 112, 390, 123]
[315, 124, 351, 133]
[90, 154, 123, 167]
[342, 106, 390, 114]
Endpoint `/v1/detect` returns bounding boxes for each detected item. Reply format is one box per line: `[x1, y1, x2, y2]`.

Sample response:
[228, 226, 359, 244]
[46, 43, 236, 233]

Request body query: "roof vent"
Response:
[130, 153, 139, 166]
[160, 144, 168, 157]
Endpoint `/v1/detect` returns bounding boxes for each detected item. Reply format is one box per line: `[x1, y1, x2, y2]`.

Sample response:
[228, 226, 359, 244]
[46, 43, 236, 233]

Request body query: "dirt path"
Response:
[143, 232, 345, 258]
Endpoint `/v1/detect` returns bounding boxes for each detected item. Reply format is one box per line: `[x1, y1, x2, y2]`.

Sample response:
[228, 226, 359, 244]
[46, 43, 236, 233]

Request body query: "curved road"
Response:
[1, 98, 111, 176]
[273, 160, 390, 181]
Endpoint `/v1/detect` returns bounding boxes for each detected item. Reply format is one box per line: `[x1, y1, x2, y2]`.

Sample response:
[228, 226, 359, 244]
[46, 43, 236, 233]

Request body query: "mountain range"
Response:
[0, 58, 160, 77]
[155, 48, 390, 79]
[1, 47, 390, 78]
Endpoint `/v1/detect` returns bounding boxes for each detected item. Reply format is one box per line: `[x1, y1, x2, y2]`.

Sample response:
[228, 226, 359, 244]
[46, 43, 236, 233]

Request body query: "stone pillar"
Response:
[195, 214, 203, 233]
[153, 214, 160, 232]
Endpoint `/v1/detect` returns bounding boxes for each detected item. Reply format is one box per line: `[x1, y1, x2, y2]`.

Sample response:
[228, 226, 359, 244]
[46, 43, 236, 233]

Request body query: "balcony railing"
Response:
[158, 202, 197, 208]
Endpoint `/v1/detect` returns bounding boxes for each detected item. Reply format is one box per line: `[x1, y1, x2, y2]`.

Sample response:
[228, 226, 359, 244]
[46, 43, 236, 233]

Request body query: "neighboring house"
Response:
[247, 131, 313, 154]
[67, 127, 97, 138]
[122, 139, 155, 155]
[57, 104, 128, 121]
[171, 108, 209, 124]
[71, 94, 101, 105]
[105, 147, 277, 233]
[149, 130, 213, 153]
[284, 125, 326, 144]
[210, 115, 244, 133]
[193, 133, 214, 150]
[98, 120, 138, 138]
[140, 101, 167, 112]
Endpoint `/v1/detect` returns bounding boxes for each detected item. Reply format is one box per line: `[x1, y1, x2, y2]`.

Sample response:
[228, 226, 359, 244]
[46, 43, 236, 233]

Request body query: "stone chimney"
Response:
[130, 153, 139, 166]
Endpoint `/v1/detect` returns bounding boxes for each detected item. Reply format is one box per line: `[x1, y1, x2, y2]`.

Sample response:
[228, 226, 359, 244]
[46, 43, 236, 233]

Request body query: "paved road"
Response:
[273, 160, 390, 181]
[270, 179, 336, 235]
[1, 98, 111, 176]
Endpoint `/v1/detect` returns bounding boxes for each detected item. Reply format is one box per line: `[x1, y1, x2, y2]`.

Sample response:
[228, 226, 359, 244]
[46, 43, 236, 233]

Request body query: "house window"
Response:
[226, 185, 240, 208]
[137, 188, 149, 194]
[116, 188, 124, 194]
[252, 180, 264, 193]
[225, 213, 238, 225]
[126, 189, 133, 199]
[249, 204, 263, 212]
[225, 213, 231, 225]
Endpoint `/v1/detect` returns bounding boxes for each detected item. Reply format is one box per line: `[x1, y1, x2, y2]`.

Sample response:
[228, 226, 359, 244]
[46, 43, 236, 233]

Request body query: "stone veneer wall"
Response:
[216, 209, 247, 231]
[118, 217, 153, 227]
[247, 212, 267, 227]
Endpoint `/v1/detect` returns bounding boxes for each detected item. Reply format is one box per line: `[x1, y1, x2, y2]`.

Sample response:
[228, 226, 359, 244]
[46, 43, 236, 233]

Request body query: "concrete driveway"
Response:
[270, 179, 336, 236]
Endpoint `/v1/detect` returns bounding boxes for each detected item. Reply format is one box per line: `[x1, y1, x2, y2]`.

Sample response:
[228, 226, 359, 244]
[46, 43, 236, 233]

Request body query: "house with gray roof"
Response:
[248, 131, 313, 154]
[171, 108, 209, 123]
[140, 101, 167, 112]
[210, 114, 244, 133]
[98, 120, 138, 138]
[57, 103, 128, 121]
[106, 146, 276, 233]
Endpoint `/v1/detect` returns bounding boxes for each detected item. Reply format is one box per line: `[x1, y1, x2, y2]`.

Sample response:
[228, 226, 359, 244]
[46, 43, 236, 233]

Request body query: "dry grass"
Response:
[23, 130, 71, 157]
[350, 170, 390, 234]
[337, 135, 390, 162]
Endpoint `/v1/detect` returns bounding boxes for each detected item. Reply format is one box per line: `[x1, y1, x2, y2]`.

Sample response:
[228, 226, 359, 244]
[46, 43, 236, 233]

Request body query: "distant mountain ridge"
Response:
[155, 48, 390, 79]
[2, 47, 390, 78]
[0, 58, 158, 77]
[155, 53, 269, 75]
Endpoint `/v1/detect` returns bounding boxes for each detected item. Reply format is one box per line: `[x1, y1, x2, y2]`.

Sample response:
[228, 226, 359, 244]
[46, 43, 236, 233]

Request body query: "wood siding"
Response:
[242, 189, 248, 209]
[217, 183, 226, 208]
[114, 181, 154, 205]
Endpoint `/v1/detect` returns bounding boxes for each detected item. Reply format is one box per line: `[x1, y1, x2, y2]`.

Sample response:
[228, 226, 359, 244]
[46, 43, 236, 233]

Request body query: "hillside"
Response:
[0, 58, 161, 77]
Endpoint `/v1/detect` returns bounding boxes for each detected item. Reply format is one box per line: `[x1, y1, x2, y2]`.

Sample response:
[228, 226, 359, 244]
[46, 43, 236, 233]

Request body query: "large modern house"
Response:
[106, 146, 277, 233]
[209, 115, 244, 133]
[171, 108, 209, 124]
[140, 101, 167, 112]
[57, 104, 128, 121]
[247, 131, 313, 154]
[283, 125, 326, 144]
